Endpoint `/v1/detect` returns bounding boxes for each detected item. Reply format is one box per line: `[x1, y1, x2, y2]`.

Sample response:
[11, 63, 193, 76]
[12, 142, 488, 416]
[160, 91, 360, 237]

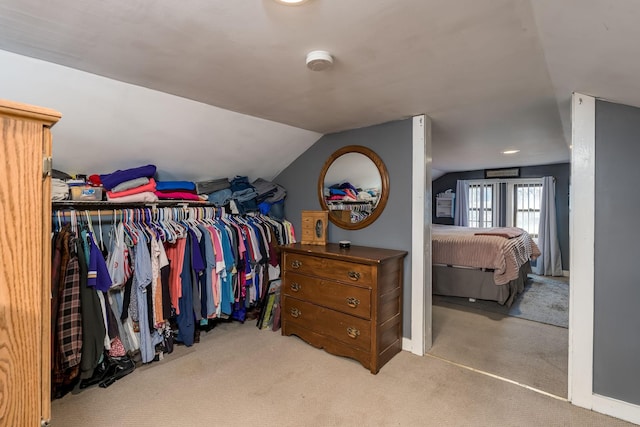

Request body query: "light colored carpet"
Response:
[430, 302, 568, 397]
[433, 274, 569, 328]
[50, 321, 631, 427]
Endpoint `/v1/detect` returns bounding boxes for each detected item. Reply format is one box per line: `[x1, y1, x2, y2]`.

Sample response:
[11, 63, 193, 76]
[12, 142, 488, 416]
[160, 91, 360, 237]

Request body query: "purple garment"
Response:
[188, 229, 205, 321]
[100, 164, 156, 190]
[189, 230, 205, 273]
[87, 233, 113, 292]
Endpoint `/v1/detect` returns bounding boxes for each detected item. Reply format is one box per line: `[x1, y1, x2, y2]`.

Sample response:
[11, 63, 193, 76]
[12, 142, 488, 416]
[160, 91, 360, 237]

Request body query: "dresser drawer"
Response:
[283, 271, 371, 319]
[283, 296, 371, 352]
[283, 252, 373, 286]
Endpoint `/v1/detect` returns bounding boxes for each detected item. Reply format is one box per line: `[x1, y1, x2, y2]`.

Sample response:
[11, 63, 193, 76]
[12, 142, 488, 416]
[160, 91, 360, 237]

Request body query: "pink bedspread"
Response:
[432, 224, 541, 285]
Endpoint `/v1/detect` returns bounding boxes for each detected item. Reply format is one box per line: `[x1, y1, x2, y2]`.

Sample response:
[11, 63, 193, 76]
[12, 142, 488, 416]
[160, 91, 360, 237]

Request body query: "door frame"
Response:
[570, 92, 640, 424]
[404, 114, 432, 355]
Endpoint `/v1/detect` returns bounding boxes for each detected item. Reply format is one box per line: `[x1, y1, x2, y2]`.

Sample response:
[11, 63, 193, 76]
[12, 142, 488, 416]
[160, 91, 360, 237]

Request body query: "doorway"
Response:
[416, 121, 570, 399]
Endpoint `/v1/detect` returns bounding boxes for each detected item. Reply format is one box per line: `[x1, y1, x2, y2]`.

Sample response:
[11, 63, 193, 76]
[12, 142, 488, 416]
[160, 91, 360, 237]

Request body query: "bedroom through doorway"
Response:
[428, 168, 570, 399]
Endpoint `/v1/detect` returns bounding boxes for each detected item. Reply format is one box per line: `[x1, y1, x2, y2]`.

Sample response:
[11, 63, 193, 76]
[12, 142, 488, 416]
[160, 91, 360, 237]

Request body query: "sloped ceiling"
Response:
[0, 0, 636, 179]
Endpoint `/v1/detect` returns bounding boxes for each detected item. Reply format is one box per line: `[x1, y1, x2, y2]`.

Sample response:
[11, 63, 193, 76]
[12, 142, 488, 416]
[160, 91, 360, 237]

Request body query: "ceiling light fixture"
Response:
[502, 149, 520, 155]
[306, 50, 333, 71]
[274, 0, 309, 5]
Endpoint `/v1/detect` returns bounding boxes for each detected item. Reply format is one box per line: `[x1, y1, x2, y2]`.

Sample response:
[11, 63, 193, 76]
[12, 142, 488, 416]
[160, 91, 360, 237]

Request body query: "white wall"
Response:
[0, 49, 321, 181]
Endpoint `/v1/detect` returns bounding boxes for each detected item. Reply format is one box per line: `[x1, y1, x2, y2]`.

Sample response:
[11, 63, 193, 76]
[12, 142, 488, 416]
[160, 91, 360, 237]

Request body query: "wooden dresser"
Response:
[280, 243, 407, 374]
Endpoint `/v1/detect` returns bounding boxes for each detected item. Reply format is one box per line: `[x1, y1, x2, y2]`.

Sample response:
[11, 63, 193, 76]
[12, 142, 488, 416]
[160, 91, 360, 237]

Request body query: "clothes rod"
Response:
[51, 202, 216, 218]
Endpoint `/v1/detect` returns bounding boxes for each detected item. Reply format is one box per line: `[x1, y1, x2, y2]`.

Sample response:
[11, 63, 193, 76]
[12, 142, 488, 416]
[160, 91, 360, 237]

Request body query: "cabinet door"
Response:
[0, 116, 47, 426]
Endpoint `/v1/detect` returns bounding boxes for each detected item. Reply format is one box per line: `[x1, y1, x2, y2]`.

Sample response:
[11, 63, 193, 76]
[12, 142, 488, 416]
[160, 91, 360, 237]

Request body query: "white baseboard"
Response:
[587, 394, 640, 425]
[402, 337, 422, 355]
[563, 270, 570, 277]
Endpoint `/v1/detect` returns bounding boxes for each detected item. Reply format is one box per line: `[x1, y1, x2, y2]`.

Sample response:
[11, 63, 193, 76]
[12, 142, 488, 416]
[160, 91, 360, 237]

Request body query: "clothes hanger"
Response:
[84, 210, 97, 244]
[145, 207, 163, 241]
[56, 210, 62, 232]
[160, 208, 174, 242]
[97, 209, 106, 251]
[165, 207, 184, 240]
[132, 208, 151, 242]
[122, 209, 138, 246]
[70, 210, 77, 235]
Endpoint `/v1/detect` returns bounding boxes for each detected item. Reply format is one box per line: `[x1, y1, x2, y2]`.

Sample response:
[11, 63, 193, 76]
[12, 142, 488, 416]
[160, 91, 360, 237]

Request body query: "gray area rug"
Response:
[433, 274, 569, 328]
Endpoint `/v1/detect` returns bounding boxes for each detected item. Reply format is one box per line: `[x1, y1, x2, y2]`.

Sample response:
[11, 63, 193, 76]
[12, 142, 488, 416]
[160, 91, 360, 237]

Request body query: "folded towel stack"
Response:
[154, 180, 202, 201]
[101, 164, 159, 203]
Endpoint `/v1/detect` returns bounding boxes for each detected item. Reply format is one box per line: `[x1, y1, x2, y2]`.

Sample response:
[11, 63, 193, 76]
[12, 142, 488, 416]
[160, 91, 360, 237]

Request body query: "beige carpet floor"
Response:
[433, 274, 570, 328]
[51, 321, 631, 427]
[430, 301, 569, 397]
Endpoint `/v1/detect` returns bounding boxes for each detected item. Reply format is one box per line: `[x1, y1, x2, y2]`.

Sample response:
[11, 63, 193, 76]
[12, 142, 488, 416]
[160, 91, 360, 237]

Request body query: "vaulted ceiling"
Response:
[1, 0, 637, 178]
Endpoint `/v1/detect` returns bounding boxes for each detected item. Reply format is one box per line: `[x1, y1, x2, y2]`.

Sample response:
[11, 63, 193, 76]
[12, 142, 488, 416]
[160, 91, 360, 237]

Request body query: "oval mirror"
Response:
[317, 145, 389, 230]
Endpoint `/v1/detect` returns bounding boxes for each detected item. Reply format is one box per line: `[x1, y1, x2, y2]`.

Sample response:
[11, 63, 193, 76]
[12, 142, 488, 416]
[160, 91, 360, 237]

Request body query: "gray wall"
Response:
[432, 163, 571, 271]
[275, 119, 414, 336]
[593, 100, 640, 405]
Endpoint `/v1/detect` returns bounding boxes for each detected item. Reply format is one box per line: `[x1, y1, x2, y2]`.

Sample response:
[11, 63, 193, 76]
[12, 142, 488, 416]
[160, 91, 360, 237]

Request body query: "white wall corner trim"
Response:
[569, 92, 595, 407]
[409, 114, 431, 356]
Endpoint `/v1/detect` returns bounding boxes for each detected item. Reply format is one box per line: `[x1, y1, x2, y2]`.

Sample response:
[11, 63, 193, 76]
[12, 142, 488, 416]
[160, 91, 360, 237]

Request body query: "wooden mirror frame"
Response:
[317, 145, 390, 230]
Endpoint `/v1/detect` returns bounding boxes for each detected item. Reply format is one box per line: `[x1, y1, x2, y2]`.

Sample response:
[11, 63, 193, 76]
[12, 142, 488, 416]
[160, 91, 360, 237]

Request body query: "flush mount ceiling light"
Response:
[502, 149, 520, 154]
[306, 50, 333, 71]
[274, 0, 309, 5]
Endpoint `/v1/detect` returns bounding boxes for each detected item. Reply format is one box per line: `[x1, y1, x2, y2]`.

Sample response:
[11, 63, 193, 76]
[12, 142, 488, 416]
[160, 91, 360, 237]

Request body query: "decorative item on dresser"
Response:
[279, 243, 407, 374]
[300, 210, 328, 245]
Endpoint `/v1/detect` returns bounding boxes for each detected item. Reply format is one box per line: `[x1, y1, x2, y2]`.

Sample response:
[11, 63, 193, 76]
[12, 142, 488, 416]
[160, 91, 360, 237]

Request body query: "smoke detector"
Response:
[306, 51, 333, 71]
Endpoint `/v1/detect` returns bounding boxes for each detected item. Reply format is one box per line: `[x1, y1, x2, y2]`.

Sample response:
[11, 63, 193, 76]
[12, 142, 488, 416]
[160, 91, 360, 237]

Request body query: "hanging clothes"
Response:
[51, 204, 297, 394]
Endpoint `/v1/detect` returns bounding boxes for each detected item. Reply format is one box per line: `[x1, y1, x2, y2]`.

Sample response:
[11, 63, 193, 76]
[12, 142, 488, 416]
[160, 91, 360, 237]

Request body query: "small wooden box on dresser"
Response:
[279, 242, 407, 374]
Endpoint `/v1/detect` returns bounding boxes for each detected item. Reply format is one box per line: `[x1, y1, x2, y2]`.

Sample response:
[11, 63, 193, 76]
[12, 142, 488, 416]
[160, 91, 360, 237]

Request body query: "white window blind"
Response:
[468, 183, 494, 228]
[512, 182, 543, 239]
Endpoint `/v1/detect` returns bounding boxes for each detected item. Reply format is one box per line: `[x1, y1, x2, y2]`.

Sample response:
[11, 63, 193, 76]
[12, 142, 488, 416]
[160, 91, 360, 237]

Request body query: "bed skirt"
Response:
[432, 261, 532, 307]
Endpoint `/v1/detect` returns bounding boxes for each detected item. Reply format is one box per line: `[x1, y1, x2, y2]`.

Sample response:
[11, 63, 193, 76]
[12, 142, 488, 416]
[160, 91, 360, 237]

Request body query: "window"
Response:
[467, 182, 497, 228]
[508, 180, 543, 240]
[465, 178, 544, 236]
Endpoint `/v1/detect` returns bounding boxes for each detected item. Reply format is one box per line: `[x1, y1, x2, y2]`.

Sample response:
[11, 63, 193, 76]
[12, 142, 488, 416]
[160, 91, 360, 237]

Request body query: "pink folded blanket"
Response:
[107, 178, 156, 199]
[154, 191, 201, 201]
[106, 191, 159, 203]
[474, 227, 524, 238]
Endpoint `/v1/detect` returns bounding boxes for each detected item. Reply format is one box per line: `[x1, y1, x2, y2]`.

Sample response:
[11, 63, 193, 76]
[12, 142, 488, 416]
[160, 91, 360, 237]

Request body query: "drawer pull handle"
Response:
[291, 260, 302, 269]
[348, 271, 361, 281]
[347, 327, 360, 339]
[346, 297, 360, 308]
[290, 282, 301, 292]
[290, 307, 301, 318]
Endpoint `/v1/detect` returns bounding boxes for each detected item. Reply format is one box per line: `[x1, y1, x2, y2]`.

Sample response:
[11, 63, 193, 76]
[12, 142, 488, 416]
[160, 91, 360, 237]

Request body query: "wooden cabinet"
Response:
[0, 99, 61, 426]
[280, 243, 407, 374]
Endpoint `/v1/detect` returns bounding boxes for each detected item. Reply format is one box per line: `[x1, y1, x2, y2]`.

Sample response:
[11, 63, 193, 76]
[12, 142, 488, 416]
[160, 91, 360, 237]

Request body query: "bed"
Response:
[432, 224, 541, 307]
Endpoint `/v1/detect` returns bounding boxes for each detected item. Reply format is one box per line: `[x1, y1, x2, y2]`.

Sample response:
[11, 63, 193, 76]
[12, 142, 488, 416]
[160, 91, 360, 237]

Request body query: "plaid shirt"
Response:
[57, 238, 83, 370]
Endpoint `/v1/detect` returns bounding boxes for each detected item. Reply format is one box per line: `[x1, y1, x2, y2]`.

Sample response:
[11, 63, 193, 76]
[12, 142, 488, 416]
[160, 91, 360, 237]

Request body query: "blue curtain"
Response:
[534, 176, 563, 276]
[454, 180, 469, 226]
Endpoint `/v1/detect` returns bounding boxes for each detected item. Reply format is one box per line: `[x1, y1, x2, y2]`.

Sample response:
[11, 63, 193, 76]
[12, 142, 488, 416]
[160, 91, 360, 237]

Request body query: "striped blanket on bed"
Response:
[432, 224, 541, 285]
